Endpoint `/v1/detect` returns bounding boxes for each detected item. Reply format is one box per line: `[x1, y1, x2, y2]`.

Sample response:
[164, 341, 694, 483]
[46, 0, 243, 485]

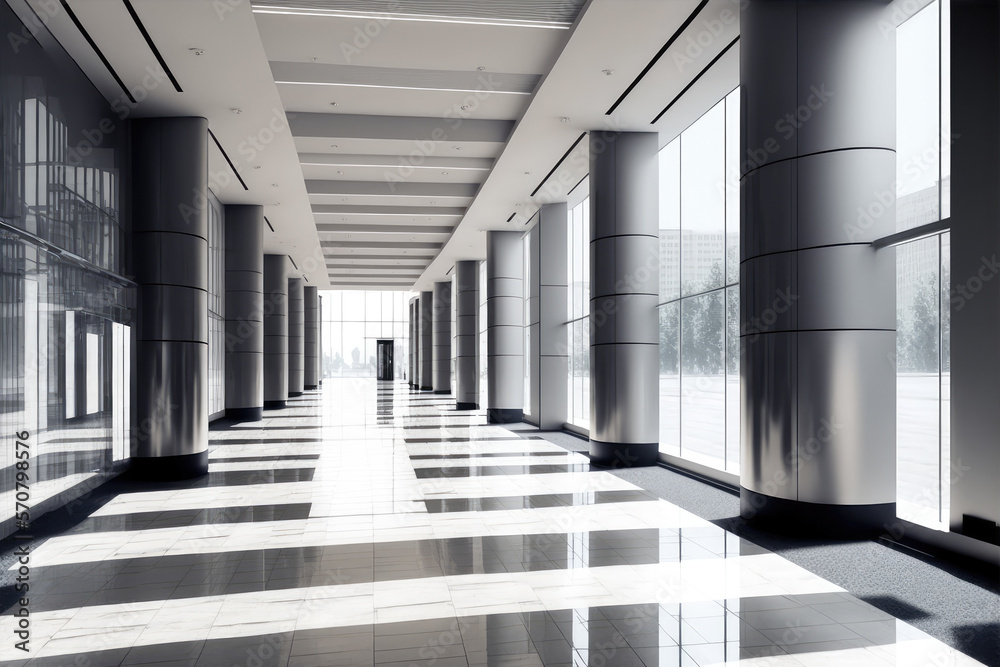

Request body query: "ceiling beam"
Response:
[287, 112, 514, 143]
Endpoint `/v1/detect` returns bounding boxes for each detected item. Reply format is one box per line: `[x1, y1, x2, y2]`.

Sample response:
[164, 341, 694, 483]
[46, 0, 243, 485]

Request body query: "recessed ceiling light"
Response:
[271, 183, 278, 187]
[275, 202, 281, 206]
[337, 170, 344, 175]
[254, 165, 262, 170]
[230, 107, 242, 114]
[477, 66, 486, 71]
[602, 68, 615, 76]
[331, 144, 338, 148]
[252, 7, 571, 30]
[460, 105, 470, 111]
[330, 102, 338, 106]
[275, 80, 530, 95]
[441, 171, 448, 175]
[515, 203, 521, 207]
[189, 48, 205, 56]
[452, 146, 461, 151]
[524, 171, 531, 175]
[561, 117, 570, 123]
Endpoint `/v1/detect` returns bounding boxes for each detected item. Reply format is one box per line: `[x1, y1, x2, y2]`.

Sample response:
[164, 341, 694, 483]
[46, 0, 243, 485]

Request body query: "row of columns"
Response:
[129, 116, 320, 481]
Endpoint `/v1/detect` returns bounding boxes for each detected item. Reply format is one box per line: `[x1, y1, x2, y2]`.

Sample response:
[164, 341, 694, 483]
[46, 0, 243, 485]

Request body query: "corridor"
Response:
[0, 380, 983, 666]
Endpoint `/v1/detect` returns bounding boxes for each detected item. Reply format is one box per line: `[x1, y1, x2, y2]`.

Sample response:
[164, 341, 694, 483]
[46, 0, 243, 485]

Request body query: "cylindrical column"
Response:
[287, 278, 304, 396]
[589, 132, 660, 467]
[304, 286, 319, 389]
[419, 291, 433, 390]
[538, 203, 569, 430]
[740, 0, 896, 533]
[408, 299, 415, 386]
[454, 261, 479, 410]
[432, 281, 452, 393]
[130, 116, 209, 479]
[224, 204, 264, 422]
[263, 255, 288, 409]
[486, 231, 524, 423]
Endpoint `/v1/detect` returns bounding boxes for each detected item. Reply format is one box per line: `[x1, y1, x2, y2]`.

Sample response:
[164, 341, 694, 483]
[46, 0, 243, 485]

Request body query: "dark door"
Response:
[376, 339, 394, 380]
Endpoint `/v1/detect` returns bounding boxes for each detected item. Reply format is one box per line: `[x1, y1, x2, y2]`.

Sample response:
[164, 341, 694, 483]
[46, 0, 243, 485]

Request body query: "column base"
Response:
[740, 488, 896, 538]
[589, 441, 658, 468]
[434, 389, 450, 395]
[305, 384, 318, 390]
[420, 385, 434, 391]
[264, 400, 286, 410]
[288, 391, 303, 397]
[225, 407, 262, 422]
[131, 451, 208, 480]
[456, 402, 479, 410]
[487, 408, 523, 424]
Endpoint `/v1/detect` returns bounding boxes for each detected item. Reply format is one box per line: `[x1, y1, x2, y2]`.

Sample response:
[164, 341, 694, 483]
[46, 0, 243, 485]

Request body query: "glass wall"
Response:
[567, 197, 590, 429]
[319, 290, 409, 379]
[0, 0, 131, 540]
[479, 261, 489, 410]
[894, 0, 951, 530]
[896, 0, 950, 230]
[207, 192, 225, 418]
[658, 88, 740, 473]
[523, 231, 531, 418]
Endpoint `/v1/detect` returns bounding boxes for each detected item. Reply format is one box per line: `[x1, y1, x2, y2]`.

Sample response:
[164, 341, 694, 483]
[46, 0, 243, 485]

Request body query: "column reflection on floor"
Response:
[0, 379, 984, 666]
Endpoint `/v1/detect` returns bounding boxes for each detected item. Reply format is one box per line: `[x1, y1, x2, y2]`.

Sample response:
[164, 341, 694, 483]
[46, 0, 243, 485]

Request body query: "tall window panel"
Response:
[894, 0, 951, 531]
[319, 291, 410, 379]
[478, 261, 489, 410]
[567, 197, 590, 429]
[523, 231, 531, 417]
[207, 192, 225, 419]
[657, 88, 740, 473]
[896, 0, 950, 230]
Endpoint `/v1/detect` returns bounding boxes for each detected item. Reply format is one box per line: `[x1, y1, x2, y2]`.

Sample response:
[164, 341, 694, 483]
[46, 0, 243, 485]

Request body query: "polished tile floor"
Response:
[0, 379, 986, 665]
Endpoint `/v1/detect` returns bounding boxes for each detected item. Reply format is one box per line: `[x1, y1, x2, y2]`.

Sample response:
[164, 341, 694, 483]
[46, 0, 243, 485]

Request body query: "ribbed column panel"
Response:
[130, 116, 210, 480]
[223, 204, 264, 422]
[739, 0, 896, 533]
[486, 231, 524, 423]
[304, 286, 319, 389]
[588, 132, 660, 468]
[287, 278, 304, 396]
[263, 255, 289, 409]
[432, 281, 452, 393]
[419, 291, 434, 389]
[454, 261, 479, 409]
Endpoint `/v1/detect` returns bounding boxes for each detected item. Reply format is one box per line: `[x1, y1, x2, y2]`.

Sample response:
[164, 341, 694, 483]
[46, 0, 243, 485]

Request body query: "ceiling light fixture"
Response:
[477, 66, 486, 71]
[274, 80, 530, 95]
[560, 117, 570, 123]
[254, 165, 262, 170]
[251, 6, 572, 30]
[602, 68, 615, 76]
[330, 102, 338, 106]
[442, 172, 449, 175]
[272, 183, 278, 187]
[230, 107, 242, 114]
[189, 47, 205, 55]
[300, 163, 488, 171]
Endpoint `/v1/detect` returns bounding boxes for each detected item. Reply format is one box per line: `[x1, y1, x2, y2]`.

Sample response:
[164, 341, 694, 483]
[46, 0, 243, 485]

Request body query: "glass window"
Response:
[680, 103, 725, 295]
[567, 197, 591, 429]
[896, 0, 950, 231]
[319, 290, 412, 378]
[657, 91, 740, 474]
[896, 233, 949, 530]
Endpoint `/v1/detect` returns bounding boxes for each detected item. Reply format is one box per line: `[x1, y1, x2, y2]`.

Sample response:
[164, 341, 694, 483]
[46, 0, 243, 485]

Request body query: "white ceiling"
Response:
[26, 0, 742, 291]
